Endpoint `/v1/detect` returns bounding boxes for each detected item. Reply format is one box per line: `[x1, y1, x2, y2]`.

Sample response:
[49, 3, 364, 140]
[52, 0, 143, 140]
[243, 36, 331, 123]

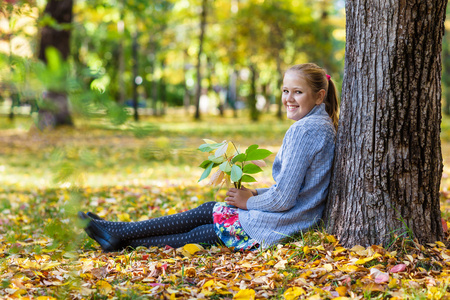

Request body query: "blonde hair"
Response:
[286, 63, 339, 129]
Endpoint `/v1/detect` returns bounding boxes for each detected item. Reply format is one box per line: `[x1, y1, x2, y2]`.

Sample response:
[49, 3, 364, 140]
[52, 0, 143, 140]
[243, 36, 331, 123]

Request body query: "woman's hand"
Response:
[225, 186, 255, 209]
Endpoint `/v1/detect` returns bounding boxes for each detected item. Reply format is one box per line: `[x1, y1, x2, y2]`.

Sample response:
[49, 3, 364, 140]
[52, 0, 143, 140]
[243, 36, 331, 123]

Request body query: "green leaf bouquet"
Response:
[197, 139, 272, 189]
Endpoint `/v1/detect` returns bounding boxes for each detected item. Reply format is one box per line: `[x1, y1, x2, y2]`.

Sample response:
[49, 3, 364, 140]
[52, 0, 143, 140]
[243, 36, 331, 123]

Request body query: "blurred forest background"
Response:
[1, 4, 450, 298]
[2, 0, 450, 125]
[3, 0, 450, 187]
[2, 0, 450, 124]
[0, 0, 348, 125]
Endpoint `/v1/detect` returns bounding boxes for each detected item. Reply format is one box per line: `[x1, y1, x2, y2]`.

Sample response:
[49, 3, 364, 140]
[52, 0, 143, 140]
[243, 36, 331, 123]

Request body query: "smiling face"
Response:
[282, 70, 325, 121]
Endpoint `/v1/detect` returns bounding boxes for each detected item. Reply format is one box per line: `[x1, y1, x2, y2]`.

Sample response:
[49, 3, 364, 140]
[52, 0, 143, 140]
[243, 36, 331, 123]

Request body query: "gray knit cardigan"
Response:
[238, 103, 336, 248]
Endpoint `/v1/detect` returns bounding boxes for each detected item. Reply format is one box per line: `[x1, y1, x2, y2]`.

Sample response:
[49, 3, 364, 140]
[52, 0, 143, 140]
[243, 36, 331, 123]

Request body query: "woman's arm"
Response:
[245, 125, 325, 212]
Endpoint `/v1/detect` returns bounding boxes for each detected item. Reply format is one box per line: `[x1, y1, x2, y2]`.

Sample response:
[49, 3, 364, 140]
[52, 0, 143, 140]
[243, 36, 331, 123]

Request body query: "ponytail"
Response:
[325, 78, 339, 130]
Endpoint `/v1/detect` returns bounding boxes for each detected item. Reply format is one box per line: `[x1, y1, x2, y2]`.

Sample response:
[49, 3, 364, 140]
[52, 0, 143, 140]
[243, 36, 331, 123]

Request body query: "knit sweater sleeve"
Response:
[255, 188, 269, 195]
[245, 124, 321, 212]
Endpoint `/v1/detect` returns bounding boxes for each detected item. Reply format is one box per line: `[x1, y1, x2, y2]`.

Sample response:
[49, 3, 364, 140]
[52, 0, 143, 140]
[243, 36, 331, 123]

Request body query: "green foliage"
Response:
[197, 140, 271, 189]
[0, 117, 450, 299]
[1, 0, 348, 127]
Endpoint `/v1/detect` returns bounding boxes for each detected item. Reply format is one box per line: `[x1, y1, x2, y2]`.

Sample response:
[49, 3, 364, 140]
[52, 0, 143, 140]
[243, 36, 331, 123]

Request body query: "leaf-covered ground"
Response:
[1, 115, 450, 299]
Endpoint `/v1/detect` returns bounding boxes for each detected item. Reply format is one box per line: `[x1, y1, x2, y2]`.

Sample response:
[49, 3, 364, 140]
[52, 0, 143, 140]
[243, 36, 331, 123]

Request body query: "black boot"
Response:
[78, 212, 96, 240]
[87, 212, 103, 220]
[78, 212, 124, 252]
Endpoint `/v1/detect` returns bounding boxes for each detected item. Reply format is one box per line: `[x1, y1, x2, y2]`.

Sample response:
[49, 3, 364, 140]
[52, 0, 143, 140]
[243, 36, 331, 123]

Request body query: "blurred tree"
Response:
[66, 0, 345, 121]
[132, 31, 139, 121]
[235, 0, 312, 120]
[142, 0, 172, 116]
[37, 0, 74, 128]
[2, 1, 21, 120]
[442, 4, 450, 115]
[248, 63, 258, 121]
[304, 0, 342, 76]
[194, 0, 208, 120]
[325, 0, 446, 247]
[117, 2, 125, 104]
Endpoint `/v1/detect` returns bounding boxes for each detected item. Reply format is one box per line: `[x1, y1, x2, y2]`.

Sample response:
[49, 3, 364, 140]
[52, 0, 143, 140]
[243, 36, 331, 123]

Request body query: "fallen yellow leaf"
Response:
[202, 280, 215, 288]
[274, 259, 288, 269]
[283, 287, 305, 300]
[323, 264, 333, 272]
[354, 253, 382, 265]
[388, 278, 398, 289]
[350, 245, 366, 252]
[96, 280, 112, 295]
[40, 262, 61, 271]
[326, 235, 337, 243]
[333, 247, 347, 256]
[335, 286, 347, 296]
[233, 288, 255, 300]
[183, 243, 204, 255]
[117, 213, 131, 222]
[337, 265, 359, 273]
[436, 241, 445, 248]
[303, 246, 310, 254]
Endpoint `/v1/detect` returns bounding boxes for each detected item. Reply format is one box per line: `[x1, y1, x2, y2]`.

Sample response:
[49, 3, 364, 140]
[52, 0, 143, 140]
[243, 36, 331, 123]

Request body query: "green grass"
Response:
[0, 111, 289, 189]
[1, 110, 450, 299]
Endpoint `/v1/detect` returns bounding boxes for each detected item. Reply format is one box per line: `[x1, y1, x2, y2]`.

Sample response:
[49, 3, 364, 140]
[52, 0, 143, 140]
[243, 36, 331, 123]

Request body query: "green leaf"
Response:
[45, 47, 62, 72]
[241, 175, 257, 183]
[243, 164, 263, 174]
[230, 165, 243, 182]
[231, 153, 246, 163]
[198, 142, 224, 153]
[245, 149, 272, 161]
[199, 160, 212, 169]
[198, 162, 214, 182]
[198, 144, 215, 152]
[219, 161, 232, 173]
[208, 155, 225, 164]
[245, 144, 259, 154]
[214, 143, 229, 158]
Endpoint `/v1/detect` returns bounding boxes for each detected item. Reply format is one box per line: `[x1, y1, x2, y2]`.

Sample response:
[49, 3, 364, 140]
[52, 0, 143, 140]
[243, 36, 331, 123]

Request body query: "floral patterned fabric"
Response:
[212, 202, 259, 251]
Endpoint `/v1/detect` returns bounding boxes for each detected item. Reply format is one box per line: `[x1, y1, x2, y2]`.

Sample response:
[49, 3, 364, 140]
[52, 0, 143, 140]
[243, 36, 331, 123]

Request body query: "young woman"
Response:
[79, 63, 339, 252]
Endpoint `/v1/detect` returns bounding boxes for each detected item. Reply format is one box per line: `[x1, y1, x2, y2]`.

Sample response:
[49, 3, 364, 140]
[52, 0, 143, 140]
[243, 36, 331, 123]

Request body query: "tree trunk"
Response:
[275, 57, 283, 120]
[149, 43, 158, 116]
[207, 55, 224, 116]
[117, 4, 125, 104]
[248, 64, 258, 121]
[7, 8, 18, 121]
[132, 32, 139, 122]
[159, 57, 167, 116]
[38, 0, 73, 128]
[442, 7, 450, 115]
[194, 0, 207, 120]
[324, 0, 446, 247]
[183, 49, 191, 113]
[227, 69, 238, 118]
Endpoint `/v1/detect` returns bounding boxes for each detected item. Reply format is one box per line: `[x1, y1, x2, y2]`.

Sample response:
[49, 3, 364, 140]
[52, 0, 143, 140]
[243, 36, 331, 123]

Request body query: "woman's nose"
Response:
[286, 92, 294, 101]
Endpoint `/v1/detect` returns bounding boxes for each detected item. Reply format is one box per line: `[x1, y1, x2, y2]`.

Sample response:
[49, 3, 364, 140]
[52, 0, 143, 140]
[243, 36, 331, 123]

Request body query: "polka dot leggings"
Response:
[90, 201, 221, 248]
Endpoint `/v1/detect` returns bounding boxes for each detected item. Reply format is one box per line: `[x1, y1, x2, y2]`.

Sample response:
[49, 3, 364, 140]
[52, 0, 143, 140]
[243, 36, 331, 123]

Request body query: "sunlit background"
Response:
[1, 0, 450, 190]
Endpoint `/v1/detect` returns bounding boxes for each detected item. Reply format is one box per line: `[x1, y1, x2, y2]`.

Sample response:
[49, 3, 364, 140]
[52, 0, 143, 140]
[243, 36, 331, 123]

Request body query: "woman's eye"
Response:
[282, 90, 288, 93]
[295, 91, 302, 94]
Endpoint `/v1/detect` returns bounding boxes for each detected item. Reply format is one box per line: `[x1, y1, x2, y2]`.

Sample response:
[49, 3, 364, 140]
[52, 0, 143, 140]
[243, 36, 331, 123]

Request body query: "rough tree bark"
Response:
[38, 0, 74, 128]
[324, 0, 447, 247]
